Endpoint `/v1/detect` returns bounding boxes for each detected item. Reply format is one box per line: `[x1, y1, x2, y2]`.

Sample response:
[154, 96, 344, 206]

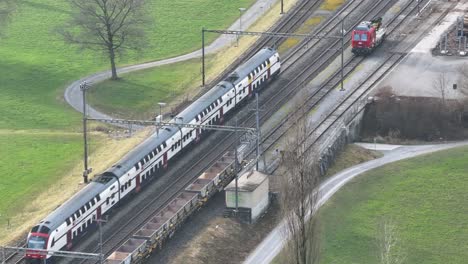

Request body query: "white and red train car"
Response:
[25, 47, 281, 263]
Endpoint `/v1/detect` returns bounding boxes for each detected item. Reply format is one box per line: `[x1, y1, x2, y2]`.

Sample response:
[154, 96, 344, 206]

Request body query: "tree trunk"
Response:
[109, 46, 118, 80]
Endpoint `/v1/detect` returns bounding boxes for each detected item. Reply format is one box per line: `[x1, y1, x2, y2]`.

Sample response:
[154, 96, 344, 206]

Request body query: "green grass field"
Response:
[0, 0, 255, 129]
[0, 0, 255, 240]
[87, 58, 203, 119]
[0, 132, 83, 218]
[319, 145, 468, 263]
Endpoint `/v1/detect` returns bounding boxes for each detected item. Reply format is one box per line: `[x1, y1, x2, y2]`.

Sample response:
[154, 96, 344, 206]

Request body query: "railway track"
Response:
[257, 0, 427, 158]
[76, 0, 409, 263]
[9, 0, 435, 263]
[2, 242, 26, 264]
[68, 1, 396, 263]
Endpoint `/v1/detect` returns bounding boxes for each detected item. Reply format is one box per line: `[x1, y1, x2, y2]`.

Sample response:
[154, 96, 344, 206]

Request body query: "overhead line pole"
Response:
[202, 27, 206, 87]
[80, 82, 92, 183]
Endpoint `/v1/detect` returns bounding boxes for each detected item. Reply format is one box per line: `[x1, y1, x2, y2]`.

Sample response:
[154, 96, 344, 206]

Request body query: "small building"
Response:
[225, 170, 269, 223]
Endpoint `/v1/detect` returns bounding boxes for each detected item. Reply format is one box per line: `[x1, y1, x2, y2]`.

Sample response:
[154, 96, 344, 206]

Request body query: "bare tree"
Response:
[433, 72, 450, 108]
[377, 218, 405, 264]
[280, 115, 321, 264]
[457, 63, 468, 97]
[60, 0, 149, 79]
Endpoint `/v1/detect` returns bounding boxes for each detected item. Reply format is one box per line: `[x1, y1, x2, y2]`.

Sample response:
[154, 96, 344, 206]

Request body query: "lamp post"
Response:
[237, 7, 246, 47]
[156, 102, 166, 136]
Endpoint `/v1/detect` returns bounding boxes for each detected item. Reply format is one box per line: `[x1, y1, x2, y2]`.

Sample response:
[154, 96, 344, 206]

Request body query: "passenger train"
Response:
[25, 47, 281, 262]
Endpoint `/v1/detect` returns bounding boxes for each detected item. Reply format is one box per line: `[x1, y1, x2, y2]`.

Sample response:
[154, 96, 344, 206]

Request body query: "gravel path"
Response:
[63, 0, 278, 127]
[244, 140, 468, 264]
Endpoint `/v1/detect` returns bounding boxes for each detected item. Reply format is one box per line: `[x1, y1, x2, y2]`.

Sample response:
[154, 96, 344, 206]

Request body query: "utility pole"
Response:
[237, 8, 246, 47]
[280, 0, 284, 15]
[340, 19, 345, 91]
[80, 82, 92, 183]
[416, 0, 421, 16]
[255, 91, 260, 171]
[202, 27, 206, 87]
[94, 216, 108, 264]
[156, 102, 166, 136]
[234, 117, 239, 215]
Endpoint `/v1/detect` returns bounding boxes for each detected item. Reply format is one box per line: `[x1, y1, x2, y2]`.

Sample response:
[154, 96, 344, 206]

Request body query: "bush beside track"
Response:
[319, 145, 468, 263]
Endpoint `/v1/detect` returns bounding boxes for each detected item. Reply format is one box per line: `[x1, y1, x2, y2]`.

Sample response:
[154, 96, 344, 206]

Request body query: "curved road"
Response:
[64, 0, 278, 125]
[244, 141, 468, 264]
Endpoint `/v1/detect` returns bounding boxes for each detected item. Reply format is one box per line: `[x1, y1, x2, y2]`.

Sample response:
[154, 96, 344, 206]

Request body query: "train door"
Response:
[163, 153, 168, 169]
[267, 60, 271, 78]
[97, 206, 102, 220]
[136, 174, 141, 192]
[66, 230, 72, 249]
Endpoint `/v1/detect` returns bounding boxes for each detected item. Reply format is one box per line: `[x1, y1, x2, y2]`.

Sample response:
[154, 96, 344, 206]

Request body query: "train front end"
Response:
[25, 232, 49, 263]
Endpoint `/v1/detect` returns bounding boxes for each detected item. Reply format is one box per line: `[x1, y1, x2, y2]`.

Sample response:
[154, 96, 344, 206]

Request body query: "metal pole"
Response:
[234, 117, 239, 214]
[2, 246, 5, 264]
[280, 0, 284, 14]
[465, 36, 467, 53]
[340, 19, 345, 91]
[445, 34, 448, 52]
[255, 92, 260, 171]
[81, 82, 89, 183]
[98, 219, 103, 264]
[202, 27, 205, 87]
[237, 11, 241, 47]
[417, 0, 420, 16]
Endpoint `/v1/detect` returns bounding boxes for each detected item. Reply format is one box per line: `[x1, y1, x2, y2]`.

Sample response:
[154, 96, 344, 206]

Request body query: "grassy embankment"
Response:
[0, 0, 256, 243]
[319, 145, 468, 263]
[274, 145, 468, 263]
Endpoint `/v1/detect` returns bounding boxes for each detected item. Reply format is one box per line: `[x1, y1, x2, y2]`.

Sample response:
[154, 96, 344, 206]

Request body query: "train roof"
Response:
[40, 181, 108, 231]
[226, 47, 277, 84]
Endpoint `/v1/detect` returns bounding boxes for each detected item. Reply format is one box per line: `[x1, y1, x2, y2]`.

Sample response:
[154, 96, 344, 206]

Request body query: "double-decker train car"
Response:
[25, 47, 280, 263]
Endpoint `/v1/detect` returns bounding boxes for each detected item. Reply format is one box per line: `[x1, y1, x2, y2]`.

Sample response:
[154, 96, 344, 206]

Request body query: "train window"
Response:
[66, 219, 71, 226]
[31, 225, 39, 232]
[196, 116, 199, 122]
[106, 198, 109, 205]
[163, 142, 167, 148]
[76, 211, 81, 218]
[91, 200, 95, 206]
[353, 34, 360, 41]
[361, 34, 368, 41]
[149, 152, 154, 159]
[158, 146, 162, 152]
[135, 164, 140, 170]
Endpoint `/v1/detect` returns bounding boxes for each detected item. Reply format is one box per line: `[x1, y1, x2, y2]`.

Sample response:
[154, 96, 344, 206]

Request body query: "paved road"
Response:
[244, 141, 468, 264]
[63, 0, 278, 127]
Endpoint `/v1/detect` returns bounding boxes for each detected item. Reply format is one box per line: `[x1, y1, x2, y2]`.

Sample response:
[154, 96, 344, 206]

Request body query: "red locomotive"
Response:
[351, 17, 386, 55]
